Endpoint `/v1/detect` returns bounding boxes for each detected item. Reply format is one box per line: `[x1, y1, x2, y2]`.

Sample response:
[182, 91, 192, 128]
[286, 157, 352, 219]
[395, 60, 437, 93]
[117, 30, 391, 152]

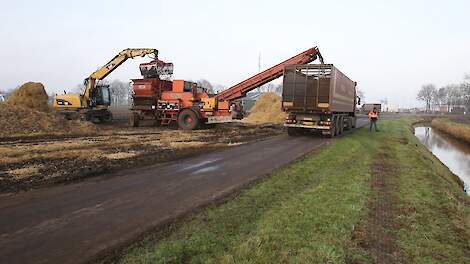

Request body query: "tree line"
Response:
[417, 73, 470, 113]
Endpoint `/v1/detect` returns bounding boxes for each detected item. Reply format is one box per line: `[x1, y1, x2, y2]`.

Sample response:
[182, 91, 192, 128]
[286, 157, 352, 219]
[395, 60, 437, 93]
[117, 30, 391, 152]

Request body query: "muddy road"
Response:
[0, 118, 368, 264]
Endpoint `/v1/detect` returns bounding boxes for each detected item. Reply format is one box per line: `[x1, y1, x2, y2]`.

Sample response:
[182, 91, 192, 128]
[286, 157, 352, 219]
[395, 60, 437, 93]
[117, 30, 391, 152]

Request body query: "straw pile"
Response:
[431, 118, 470, 144]
[0, 82, 96, 137]
[6, 82, 50, 112]
[245, 92, 287, 124]
[0, 104, 97, 137]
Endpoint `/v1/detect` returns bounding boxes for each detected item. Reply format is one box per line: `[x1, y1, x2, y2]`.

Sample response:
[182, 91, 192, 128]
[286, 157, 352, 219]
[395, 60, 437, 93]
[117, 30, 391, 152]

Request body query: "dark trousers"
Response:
[370, 118, 378, 131]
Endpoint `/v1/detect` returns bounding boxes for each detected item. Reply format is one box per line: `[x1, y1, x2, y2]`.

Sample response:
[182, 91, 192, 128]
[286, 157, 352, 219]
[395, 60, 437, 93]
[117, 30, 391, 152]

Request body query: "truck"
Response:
[129, 47, 324, 129]
[282, 64, 360, 137]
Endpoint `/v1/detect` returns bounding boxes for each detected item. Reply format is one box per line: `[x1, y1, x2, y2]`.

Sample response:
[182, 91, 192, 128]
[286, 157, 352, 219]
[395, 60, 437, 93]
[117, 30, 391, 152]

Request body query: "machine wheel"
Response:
[100, 111, 113, 123]
[129, 112, 140, 127]
[153, 113, 161, 127]
[287, 127, 302, 136]
[178, 109, 200, 130]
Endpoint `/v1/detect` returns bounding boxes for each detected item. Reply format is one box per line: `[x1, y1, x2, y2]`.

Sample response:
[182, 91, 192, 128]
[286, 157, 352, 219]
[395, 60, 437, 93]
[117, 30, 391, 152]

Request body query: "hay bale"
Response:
[7, 82, 50, 112]
[245, 92, 287, 124]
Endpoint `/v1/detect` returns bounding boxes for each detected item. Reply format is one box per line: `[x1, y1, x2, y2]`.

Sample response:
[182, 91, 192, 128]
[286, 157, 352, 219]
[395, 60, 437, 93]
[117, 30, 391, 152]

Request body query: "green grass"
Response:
[117, 118, 469, 264]
[393, 120, 470, 263]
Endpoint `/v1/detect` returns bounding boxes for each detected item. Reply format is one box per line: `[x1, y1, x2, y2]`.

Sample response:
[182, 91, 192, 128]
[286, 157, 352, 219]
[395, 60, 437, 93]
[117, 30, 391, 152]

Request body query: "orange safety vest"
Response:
[368, 111, 379, 119]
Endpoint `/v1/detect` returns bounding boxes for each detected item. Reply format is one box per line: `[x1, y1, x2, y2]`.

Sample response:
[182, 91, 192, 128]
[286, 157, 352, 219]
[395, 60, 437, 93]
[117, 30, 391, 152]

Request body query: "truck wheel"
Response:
[338, 116, 344, 135]
[287, 127, 301, 136]
[334, 117, 341, 136]
[328, 117, 336, 138]
[344, 117, 351, 131]
[178, 109, 200, 130]
[129, 112, 140, 127]
[351, 117, 357, 128]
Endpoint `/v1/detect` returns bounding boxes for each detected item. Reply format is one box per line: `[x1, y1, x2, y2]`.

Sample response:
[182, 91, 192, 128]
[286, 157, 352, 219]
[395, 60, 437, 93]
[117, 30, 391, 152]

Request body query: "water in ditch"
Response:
[414, 126, 470, 195]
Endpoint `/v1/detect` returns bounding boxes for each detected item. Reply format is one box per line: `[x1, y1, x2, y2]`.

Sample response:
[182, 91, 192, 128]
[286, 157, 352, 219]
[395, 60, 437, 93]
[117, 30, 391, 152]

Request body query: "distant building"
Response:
[438, 105, 449, 113]
[450, 106, 465, 114]
[383, 103, 399, 112]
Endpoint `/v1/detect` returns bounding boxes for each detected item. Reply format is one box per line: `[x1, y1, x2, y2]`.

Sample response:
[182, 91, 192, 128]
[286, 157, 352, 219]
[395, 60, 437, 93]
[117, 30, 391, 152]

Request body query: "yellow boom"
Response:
[83, 48, 157, 103]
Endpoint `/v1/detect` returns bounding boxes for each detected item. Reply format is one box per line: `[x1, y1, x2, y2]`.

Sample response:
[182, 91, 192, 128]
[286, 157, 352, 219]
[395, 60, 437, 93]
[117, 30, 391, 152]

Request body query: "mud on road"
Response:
[0, 123, 283, 193]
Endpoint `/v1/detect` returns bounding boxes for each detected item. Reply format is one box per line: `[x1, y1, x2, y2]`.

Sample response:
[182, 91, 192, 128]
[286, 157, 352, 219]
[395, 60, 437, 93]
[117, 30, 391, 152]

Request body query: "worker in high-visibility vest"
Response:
[368, 107, 379, 132]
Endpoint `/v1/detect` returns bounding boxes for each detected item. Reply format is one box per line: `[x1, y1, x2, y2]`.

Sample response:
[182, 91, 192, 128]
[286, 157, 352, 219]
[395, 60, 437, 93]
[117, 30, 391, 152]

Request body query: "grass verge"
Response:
[116, 118, 469, 264]
[431, 118, 470, 144]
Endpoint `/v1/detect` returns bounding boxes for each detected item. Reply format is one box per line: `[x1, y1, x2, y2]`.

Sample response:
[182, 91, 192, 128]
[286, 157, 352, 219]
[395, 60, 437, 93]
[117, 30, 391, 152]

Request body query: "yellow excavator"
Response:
[53, 48, 158, 122]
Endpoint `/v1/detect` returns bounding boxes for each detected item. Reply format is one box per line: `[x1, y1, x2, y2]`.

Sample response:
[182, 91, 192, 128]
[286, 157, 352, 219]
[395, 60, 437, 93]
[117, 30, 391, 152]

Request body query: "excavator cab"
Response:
[89, 84, 111, 107]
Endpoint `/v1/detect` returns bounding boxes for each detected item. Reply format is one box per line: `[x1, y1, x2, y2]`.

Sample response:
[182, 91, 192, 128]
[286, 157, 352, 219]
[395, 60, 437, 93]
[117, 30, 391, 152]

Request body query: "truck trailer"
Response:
[282, 64, 359, 137]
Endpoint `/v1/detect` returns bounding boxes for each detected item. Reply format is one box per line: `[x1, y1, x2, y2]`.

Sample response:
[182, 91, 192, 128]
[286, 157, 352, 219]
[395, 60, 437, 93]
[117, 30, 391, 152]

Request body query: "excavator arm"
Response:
[83, 48, 158, 102]
[216, 47, 323, 101]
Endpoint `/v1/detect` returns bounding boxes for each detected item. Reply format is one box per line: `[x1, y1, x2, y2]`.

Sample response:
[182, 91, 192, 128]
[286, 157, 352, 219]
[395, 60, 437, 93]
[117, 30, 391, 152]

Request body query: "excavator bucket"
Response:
[140, 59, 174, 79]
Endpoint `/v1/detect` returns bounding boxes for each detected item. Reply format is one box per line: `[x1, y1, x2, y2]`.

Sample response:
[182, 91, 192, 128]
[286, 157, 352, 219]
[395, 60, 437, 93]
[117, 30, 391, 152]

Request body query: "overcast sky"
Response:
[1, 0, 469, 107]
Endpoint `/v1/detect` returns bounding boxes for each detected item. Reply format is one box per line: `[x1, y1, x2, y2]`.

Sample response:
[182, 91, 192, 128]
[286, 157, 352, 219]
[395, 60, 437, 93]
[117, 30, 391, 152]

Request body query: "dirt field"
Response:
[0, 108, 284, 193]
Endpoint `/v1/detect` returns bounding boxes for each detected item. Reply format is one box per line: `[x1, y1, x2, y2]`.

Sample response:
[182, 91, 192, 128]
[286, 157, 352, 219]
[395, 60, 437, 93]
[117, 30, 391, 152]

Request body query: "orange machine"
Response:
[129, 47, 323, 129]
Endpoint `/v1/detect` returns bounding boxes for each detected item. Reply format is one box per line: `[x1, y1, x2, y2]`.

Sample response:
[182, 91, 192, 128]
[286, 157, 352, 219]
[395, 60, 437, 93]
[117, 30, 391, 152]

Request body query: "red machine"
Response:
[129, 47, 323, 129]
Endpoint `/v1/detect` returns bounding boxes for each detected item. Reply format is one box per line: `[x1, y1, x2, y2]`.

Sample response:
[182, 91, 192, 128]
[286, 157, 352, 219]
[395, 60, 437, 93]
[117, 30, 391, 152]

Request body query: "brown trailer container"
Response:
[282, 64, 359, 137]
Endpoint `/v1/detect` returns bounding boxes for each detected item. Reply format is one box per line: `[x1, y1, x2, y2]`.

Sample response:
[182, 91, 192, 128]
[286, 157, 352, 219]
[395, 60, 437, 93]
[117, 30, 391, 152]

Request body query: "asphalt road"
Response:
[0, 119, 367, 264]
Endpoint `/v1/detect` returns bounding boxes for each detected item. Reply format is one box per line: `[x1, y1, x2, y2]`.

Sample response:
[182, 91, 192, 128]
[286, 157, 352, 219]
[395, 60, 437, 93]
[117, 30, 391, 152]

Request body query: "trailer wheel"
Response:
[351, 116, 357, 128]
[328, 117, 336, 138]
[178, 109, 200, 130]
[334, 116, 341, 136]
[129, 112, 140, 127]
[344, 117, 352, 131]
[338, 116, 344, 135]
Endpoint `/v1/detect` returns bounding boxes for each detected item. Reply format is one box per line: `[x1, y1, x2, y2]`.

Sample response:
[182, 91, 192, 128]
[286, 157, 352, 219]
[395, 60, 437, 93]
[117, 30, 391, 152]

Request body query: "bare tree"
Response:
[0, 87, 16, 101]
[196, 79, 214, 94]
[417, 84, 436, 112]
[444, 84, 463, 109]
[256, 83, 283, 95]
[464, 72, 470, 83]
[357, 89, 365, 102]
[73, 82, 86, 94]
[461, 73, 470, 113]
[70, 79, 131, 106]
[213, 84, 226, 94]
[434, 87, 447, 107]
[109, 79, 131, 106]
